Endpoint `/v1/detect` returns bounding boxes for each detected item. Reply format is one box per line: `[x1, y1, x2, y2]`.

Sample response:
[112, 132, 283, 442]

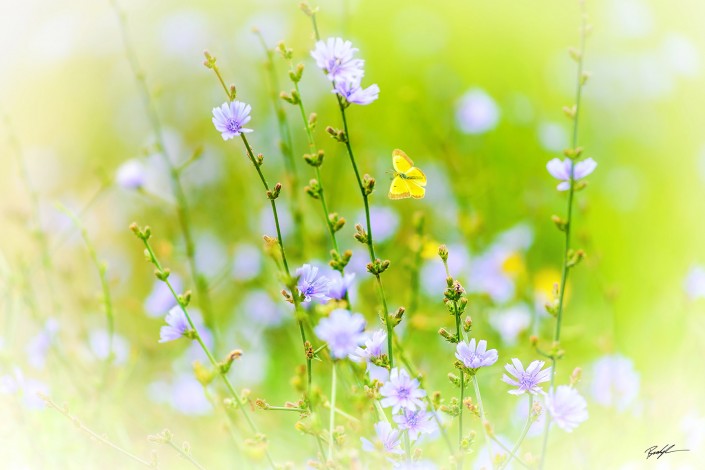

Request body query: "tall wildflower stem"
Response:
[328, 362, 337, 461]
[41, 395, 156, 468]
[205, 63, 328, 455]
[472, 376, 496, 470]
[499, 395, 534, 470]
[135, 230, 276, 469]
[3, 113, 59, 314]
[286, 57, 344, 259]
[337, 99, 394, 368]
[541, 2, 588, 467]
[109, 0, 214, 331]
[254, 32, 306, 254]
[59, 205, 114, 367]
[240, 134, 291, 274]
[442, 256, 466, 464]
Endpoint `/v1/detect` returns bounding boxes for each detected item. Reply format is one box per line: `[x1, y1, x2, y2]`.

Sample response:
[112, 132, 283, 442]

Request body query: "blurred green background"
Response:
[1, 0, 705, 468]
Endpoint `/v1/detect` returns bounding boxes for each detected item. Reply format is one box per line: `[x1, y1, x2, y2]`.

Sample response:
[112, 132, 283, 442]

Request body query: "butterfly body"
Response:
[388, 149, 427, 200]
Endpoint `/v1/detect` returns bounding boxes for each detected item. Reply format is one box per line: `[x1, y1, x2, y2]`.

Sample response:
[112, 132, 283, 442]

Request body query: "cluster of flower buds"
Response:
[326, 126, 347, 143]
[329, 248, 352, 272]
[367, 258, 390, 276]
[327, 213, 346, 233]
[303, 149, 324, 167]
[266, 182, 282, 200]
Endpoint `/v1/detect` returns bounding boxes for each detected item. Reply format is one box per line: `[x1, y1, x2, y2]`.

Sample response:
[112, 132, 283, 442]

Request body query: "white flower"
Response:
[546, 157, 597, 191]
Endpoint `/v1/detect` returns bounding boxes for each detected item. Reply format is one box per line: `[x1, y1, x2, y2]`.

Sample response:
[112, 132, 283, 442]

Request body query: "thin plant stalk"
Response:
[58, 205, 115, 370]
[328, 362, 337, 461]
[42, 395, 156, 468]
[473, 376, 496, 470]
[540, 3, 588, 467]
[109, 0, 215, 331]
[254, 31, 306, 254]
[499, 395, 534, 470]
[136, 233, 276, 469]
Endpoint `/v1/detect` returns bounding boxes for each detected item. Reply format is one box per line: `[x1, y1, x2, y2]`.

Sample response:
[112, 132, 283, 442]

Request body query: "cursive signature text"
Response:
[645, 444, 690, 459]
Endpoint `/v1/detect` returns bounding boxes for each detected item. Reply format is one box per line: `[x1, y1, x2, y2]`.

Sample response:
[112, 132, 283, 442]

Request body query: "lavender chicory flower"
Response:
[314, 309, 366, 359]
[455, 338, 498, 370]
[212, 101, 253, 140]
[159, 306, 191, 343]
[380, 368, 426, 413]
[311, 37, 365, 83]
[360, 421, 404, 454]
[546, 385, 588, 432]
[502, 359, 551, 395]
[546, 157, 597, 191]
[296, 264, 331, 304]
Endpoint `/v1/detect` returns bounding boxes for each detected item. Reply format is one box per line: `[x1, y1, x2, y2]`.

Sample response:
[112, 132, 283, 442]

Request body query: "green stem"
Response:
[255, 32, 306, 255]
[140, 238, 276, 469]
[499, 395, 534, 470]
[240, 134, 291, 275]
[489, 435, 532, 470]
[109, 0, 214, 331]
[336, 100, 394, 368]
[42, 396, 155, 468]
[288, 58, 343, 258]
[59, 205, 114, 367]
[473, 375, 495, 470]
[165, 440, 207, 470]
[541, 4, 588, 468]
[328, 362, 337, 461]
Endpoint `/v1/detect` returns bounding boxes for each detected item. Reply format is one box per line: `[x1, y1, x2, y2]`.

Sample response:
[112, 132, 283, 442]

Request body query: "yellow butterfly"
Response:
[388, 149, 427, 200]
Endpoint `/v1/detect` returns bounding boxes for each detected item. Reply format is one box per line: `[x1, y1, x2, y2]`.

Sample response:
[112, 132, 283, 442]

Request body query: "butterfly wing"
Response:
[404, 166, 427, 187]
[407, 180, 426, 199]
[392, 149, 414, 174]
[388, 175, 411, 199]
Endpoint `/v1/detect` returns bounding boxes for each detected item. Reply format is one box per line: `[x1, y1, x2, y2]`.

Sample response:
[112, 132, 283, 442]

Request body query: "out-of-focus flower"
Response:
[260, 204, 293, 239]
[420, 243, 470, 297]
[590, 354, 640, 411]
[334, 78, 380, 105]
[455, 88, 500, 134]
[314, 309, 366, 359]
[537, 122, 569, 152]
[502, 359, 551, 395]
[350, 329, 388, 382]
[212, 101, 253, 140]
[164, 373, 212, 416]
[311, 37, 364, 83]
[360, 421, 404, 454]
[195, 232, 227, 278]
[296, 264, 332, 304]
[115, 159, 146, 189]
[684, 265, 705, 301]
[468, 224, 533, 303]
[241, 290, 285, 328]
[358, 206, 400, 243]
[89, 329, 129, 365]
[231, 243, 262, 281]
[546, 158, 597, 191]
[26, 318, 59, 369]
[159, 306, 191, 343]
[144, 274, 183, 318]
[0, 368, 48, 410]
[513, 395, 546, 438]
[546, 385, 588, 432]
[455, 339, 498, 370]
[489, 304, 532, 345]
[380, 368, 426, 413]
[328, 272, 356, 300]
[393, 408, 438, 441]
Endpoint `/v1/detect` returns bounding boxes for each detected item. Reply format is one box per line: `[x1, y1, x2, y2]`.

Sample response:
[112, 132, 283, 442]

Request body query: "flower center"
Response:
[226, 119, 240, 133]
[397, 385, 410, 400]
